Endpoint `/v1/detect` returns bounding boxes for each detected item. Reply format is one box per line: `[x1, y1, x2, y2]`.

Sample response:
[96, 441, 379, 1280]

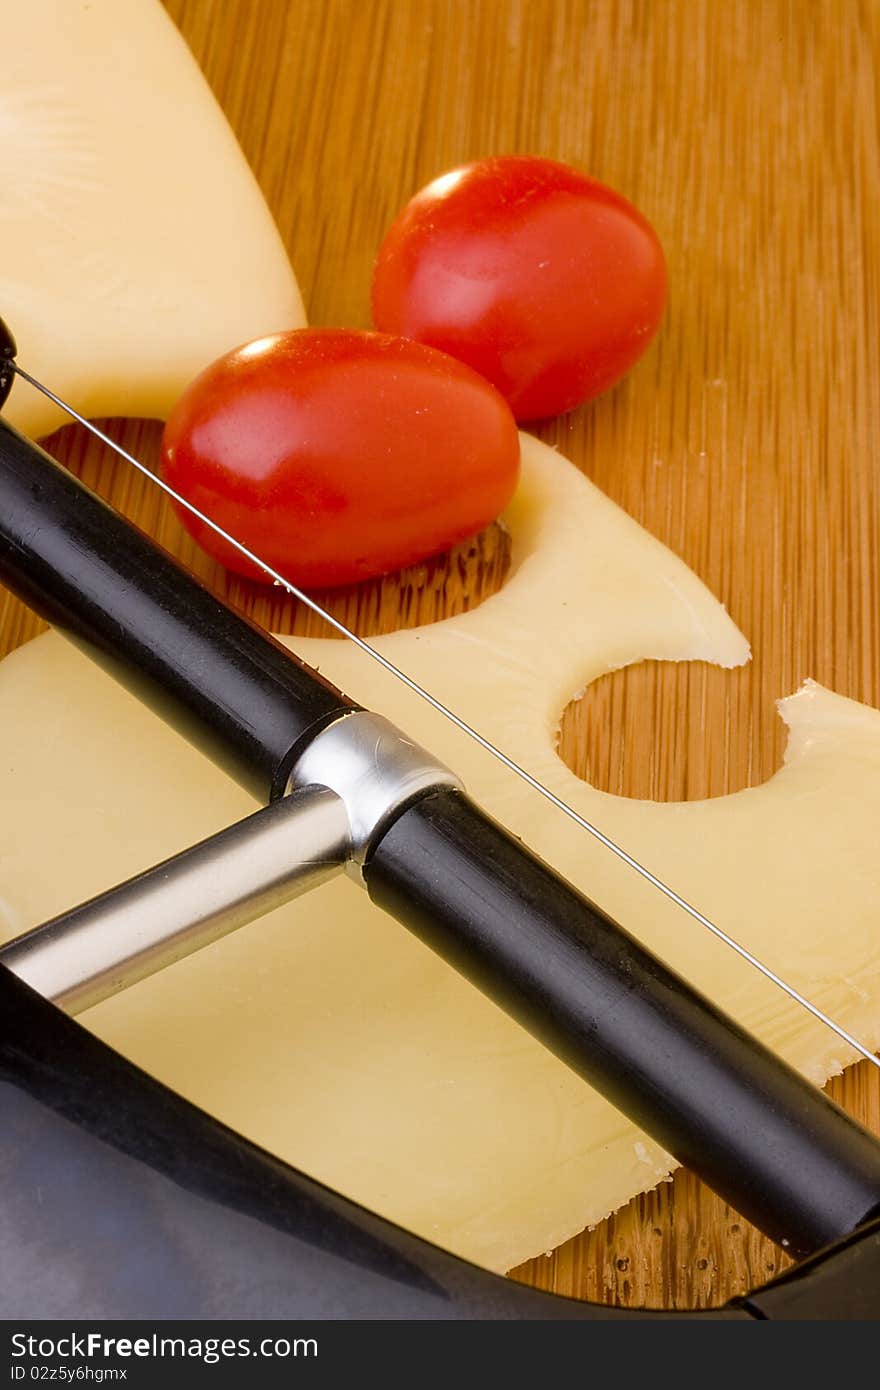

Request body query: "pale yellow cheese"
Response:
[1, 435, 879, 1274]
[0, 0, 305, 440]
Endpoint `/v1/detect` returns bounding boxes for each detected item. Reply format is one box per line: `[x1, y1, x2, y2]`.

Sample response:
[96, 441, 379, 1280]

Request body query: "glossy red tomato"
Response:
[161, 329, 520, 589]
[371, 156, 668, 421]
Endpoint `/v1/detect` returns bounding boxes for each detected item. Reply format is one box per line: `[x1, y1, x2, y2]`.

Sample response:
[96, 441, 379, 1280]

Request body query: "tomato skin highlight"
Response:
[371, 155, 668, 421]
[161, 329, 520, 589]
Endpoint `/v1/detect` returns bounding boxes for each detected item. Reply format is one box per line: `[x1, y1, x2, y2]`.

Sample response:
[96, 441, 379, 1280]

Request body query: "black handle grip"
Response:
[0, 417, 357, 799]
[367, 789, 880, 1258]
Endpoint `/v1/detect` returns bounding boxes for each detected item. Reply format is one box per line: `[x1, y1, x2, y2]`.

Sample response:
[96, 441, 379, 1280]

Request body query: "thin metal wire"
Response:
[12, 360, 880, 1072]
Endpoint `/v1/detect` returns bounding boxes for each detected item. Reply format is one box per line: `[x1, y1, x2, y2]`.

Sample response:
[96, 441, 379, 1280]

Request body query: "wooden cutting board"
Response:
[2, 0, 878, 1310]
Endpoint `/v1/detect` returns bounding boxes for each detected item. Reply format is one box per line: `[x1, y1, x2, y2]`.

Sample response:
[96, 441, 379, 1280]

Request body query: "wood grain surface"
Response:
[2, 0, 879, 1310]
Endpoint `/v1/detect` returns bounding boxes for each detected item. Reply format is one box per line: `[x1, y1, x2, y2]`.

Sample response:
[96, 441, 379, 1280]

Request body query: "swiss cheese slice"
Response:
[1, 436, 879, 1274]
[0, 0, 305, 439]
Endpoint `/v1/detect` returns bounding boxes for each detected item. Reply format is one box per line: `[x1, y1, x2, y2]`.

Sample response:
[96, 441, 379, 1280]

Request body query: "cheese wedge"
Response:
[0, 0, 305, 439]
[1, 435, 879, 1274]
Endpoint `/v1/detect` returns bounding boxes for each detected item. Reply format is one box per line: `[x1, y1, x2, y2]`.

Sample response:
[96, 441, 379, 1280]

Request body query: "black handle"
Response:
[367, 789, 880, 1258]
[0, 416, 357, 800]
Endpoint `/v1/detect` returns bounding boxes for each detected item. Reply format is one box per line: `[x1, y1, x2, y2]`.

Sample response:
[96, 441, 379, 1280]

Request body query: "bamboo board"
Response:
[2, 0, 879, 1310]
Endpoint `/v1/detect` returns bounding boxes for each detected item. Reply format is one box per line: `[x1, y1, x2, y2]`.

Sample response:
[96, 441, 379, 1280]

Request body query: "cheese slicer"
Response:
[1, 313, 879, 1318]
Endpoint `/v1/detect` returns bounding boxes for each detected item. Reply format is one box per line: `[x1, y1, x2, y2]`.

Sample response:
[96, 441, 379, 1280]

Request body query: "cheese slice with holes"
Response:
[0, 0, 305, 440]
[1, 436, 879, 1274]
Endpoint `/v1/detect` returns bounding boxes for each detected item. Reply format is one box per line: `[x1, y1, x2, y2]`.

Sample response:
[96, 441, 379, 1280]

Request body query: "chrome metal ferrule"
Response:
[287, 710, 463, 881]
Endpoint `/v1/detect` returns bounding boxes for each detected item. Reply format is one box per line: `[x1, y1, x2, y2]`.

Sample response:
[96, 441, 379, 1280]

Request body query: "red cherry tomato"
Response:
[371, 156, 668, 421]
[161, 328, 520, 589]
